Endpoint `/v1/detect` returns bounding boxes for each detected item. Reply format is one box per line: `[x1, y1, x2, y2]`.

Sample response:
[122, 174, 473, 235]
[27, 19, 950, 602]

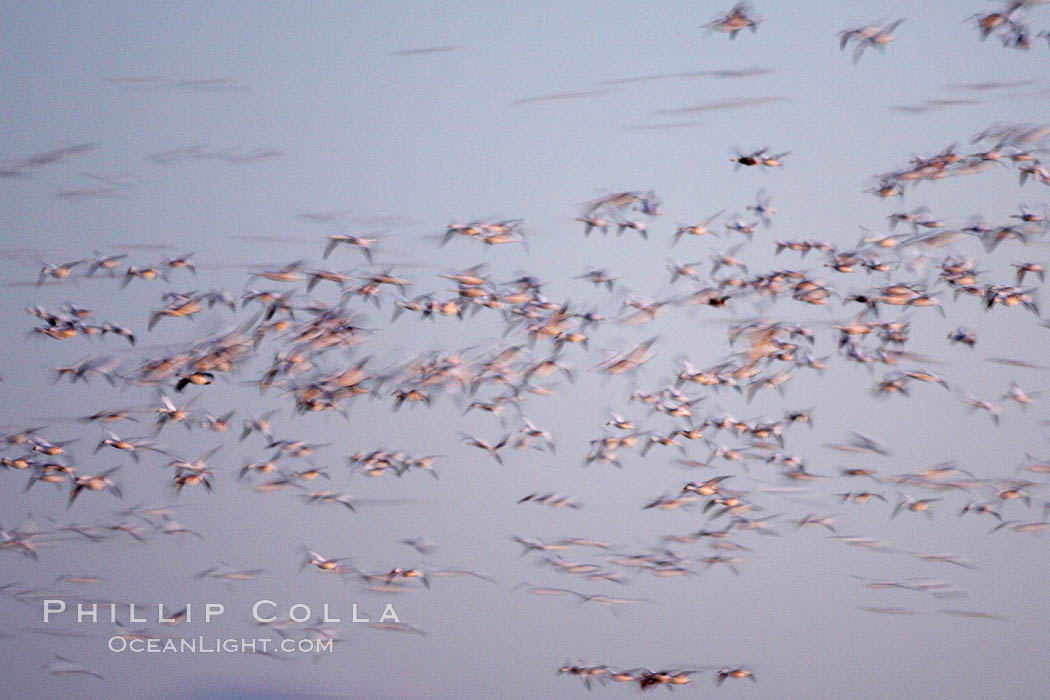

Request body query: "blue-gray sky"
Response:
[2, 1, 1050, 698]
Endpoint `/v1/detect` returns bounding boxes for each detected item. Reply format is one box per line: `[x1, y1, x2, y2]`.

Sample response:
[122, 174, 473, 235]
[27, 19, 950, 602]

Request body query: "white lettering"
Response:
[288, 603, 310, 622]
[379, 604, 400, 623]
[252, 599, 276, 623]
[43, 599, 66, 622]
[76, 603, 97, 623]
[322, 603, 340, 623]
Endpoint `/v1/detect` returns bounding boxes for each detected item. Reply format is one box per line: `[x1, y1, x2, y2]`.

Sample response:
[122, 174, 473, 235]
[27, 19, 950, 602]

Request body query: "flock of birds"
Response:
[4, 1, 1050, 695]
[705, 1, 1050, 55]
